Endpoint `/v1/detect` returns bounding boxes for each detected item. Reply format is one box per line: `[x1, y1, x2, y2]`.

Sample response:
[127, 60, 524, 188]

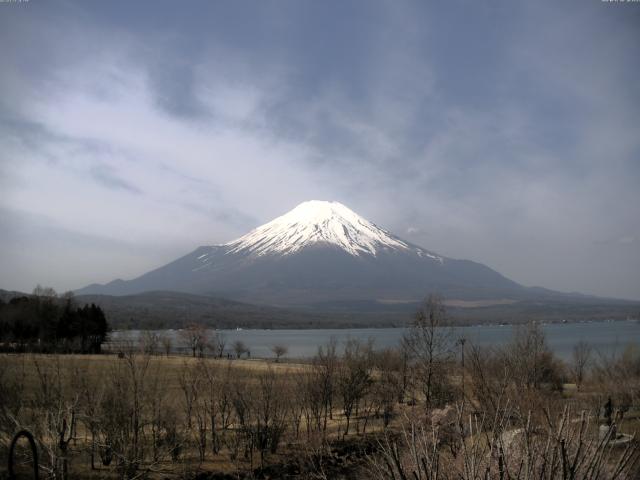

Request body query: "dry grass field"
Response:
[1, 323, 639, 480]
[0, 352, 390, 479]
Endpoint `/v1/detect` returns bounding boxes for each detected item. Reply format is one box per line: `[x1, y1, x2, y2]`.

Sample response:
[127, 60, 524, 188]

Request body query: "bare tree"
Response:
[299, 365, 327, 436]
[179, 324, 209, 357]
[232, 340, 248, 359]
[212, 332, 226, 358]
[288, 373, 307, 439]
[78, 362, 104, 471]
[230, 372, 256, 468]
[200, 360, 222, 455]
[82, 351, 155, 479]
[178, 361, 201, 430]
[140, 330, 160, 355]
[145, 360, 174, 464]
[193, 379, 208, 463]
[466, 343, 511, 419]
[271, 344, 288, 362]
[30, 355, 79, 480]
[315, 337, 338, 429]
[254, 368, 289, 466]
[372, 348, 404, 428]
[403, 294, 454, 408]
[571, 340, 592, 391]
[508, 321, 563, 392]
[338, 338, 373, 436]
[32, 284, 58, 299]
[114, 352, 151, 478]
[159, 334, 172, 356]
[217, 363, 235, 431]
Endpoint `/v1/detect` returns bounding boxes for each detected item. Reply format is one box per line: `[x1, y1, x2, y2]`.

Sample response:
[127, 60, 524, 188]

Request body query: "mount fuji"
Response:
[77, 201, 529, 307]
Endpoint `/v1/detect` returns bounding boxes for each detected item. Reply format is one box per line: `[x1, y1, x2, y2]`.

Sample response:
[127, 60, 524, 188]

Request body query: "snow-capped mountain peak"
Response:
[223, 200, 425, 257]
[76, 200, 531, 305]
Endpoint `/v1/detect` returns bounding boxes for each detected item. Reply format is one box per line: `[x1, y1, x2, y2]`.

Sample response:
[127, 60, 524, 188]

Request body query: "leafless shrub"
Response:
[0, 354, 26, 459]
[592, 344, 640, 420]
[369, 403, 639, 480]
[295, 430, 332, 480]
[467, 323, 566, 419]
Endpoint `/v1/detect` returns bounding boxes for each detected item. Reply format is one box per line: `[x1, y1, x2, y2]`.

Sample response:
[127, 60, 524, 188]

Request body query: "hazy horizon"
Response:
[1, 1, 639, 300]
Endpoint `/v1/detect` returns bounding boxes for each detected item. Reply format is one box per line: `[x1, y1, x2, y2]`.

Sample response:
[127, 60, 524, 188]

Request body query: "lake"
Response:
[109, 319, 640, 360]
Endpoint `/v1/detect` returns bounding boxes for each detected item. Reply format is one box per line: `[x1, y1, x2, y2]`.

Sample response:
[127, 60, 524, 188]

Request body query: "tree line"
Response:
[0, 286, 109, 353]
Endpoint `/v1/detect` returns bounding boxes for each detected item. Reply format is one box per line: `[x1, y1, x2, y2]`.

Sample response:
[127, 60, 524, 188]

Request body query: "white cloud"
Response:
[0, 1, 638, 299]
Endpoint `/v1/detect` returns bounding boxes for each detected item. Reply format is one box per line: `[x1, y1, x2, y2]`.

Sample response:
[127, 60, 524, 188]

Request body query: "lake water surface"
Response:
[110, 320, 640, 360]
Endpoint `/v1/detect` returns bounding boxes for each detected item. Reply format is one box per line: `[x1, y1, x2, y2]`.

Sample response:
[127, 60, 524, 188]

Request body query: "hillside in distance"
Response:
[78, 200, 538, 307]
[74, 291, 640, 329]
[3, 288, 637, 330]
[73, 291, 341, 330]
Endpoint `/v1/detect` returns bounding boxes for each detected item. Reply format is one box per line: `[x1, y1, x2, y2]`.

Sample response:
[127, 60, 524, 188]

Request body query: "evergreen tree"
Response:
[0, 288, 109, 353]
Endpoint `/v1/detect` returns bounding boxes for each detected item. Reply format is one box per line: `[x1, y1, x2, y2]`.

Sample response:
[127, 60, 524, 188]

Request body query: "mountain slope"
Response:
[77, 200, 528, 306]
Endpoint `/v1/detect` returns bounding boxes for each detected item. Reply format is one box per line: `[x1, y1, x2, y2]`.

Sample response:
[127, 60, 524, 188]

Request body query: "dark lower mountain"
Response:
[76, 201, 633, 313]
[76, 201, 533, 306]
[76, 243, 526, 306]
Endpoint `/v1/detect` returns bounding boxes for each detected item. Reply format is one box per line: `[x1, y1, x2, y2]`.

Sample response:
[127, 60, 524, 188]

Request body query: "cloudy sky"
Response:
[1, 0, 639, 300]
